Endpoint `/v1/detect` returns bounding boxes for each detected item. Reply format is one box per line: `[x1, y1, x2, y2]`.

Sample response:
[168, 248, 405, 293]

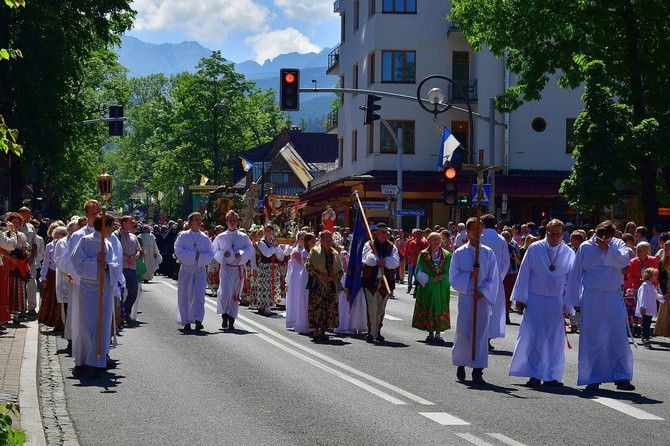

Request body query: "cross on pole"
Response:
[460, 149, 499, 361]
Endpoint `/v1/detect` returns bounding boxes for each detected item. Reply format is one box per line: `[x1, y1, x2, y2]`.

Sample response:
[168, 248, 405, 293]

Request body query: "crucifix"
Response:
[461, 148, 500, 361]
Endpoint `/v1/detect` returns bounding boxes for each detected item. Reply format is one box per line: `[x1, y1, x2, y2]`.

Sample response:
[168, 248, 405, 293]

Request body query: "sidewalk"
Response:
[0, 320, 46, 446]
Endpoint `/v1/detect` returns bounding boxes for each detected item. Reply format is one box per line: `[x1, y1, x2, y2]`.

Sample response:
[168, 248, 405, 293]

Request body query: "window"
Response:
[340, 75, 345, 104]
[353, 64, 359, 96]
[367, 125, 374, 155]
[369, 0, 376, 17]
[354, 1, 360, 32]
[382, 50, 415, 83]
[532, 117, 547, 132]
[352, 130, 358, 162]
[341, 13, 346, 43]
[566, 118, 577, 154]
[368, 52, 376, 84]
[451, 121, 469, 151]
[270, 172, 289, 184]
[338, 138, 344, 167]
[382, 0, 416, 13]
[452, 51, 470, 100]
[380, 120, 415, 154]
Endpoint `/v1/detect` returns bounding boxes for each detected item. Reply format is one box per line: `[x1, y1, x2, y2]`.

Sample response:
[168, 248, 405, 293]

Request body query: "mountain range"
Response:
[115, 36, 337, 131]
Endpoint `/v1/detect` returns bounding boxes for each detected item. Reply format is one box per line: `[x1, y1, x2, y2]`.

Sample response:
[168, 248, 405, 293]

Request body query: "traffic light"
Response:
[108, 105, 123, 136]
[364, 94, 382, 125]
[443, 167, 458, 205]
[280, 68, 300, 111]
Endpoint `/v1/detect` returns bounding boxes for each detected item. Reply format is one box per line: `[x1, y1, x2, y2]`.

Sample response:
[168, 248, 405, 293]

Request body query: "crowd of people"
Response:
[2, 200, 669, 391]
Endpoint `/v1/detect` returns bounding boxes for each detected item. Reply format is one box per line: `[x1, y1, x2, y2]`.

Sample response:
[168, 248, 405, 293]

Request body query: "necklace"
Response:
[547, 245, 559, 271]
[190, 232, 199, 249]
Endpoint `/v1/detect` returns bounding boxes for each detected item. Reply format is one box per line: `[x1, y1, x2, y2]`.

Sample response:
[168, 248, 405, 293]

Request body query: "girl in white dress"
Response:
[285, 231, 306, 329]
[294, 234, 315, 334]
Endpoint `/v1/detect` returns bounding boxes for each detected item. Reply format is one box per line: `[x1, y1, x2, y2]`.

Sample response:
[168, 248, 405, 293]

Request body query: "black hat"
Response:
[374, 222, 390, 232]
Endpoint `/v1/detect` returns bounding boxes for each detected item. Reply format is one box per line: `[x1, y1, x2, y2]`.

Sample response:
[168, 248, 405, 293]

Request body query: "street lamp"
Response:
[212, 102, 266, 196]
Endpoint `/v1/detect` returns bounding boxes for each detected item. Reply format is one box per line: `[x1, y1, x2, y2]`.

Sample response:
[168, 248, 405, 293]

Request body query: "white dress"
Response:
[336, 251, 368, 334]
[293, 248, 311, 334]
[566, 236, 633, 386]
[509, 239, 575, 382]
[481, 228, 510, 339]
[449, 242, 498, 368]
[285, 245, 303, 329]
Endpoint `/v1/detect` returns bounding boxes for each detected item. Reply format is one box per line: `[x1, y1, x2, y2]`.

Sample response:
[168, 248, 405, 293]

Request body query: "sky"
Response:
[126, 0, 340, 64]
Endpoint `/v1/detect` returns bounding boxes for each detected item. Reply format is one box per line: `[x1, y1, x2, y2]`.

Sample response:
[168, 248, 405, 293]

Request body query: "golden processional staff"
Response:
[96, 173, 113, 359]
[353, 190, 392, 296]
[462, 149, 499, 361]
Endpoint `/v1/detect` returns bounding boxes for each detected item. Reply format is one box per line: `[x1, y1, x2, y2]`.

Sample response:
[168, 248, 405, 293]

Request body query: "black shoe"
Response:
[434, 334, 445, 344]
[526, 377, 541, 388]
[488, 341, 495, 351]
[27, 309, 37, 319]
[585, 383, 600, 391]
[183, 324, 192, 332]
[365, 334, 374, 343]
[106, 355, 118, 370]
[65, 340, 72, 355]
[542, 380, 564, 387]
[227, 317, 235, 330]
[425, 334, 435, 343]
[89, 367, 103, 378]
[472, 370, 486, 385]
[72, 365, 85, 377]
[221, 314, 229, 329]
[615, 380, 635, 391]
[456, 366, 466, 382]
[377, 334, 385, 342]
[194, 321, 204, 331]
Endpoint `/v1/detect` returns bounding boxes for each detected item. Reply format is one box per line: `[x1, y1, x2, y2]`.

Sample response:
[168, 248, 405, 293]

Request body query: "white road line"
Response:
[455, 433, 495, 446]
[160, 280, 434, 406]
[418, 412, 470, 426]
[202, 302, 407, 405]
[486, 433, 528, 446]
[384, 314, 402, 321]
[593, 397, 665, 420]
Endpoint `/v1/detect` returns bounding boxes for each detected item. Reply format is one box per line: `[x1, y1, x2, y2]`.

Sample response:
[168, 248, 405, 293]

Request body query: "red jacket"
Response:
[406, 237, 428, 266]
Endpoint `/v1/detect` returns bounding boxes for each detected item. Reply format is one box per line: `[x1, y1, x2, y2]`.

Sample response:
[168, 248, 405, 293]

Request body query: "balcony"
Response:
[325, 110, 338, 132]
[327, 44, 340, 74]
[333, 0, 341, 13]
[448, 80, 478, 103]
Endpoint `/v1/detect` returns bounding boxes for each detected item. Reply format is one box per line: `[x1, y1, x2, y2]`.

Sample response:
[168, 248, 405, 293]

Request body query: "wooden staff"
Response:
[353, 190, 391, 295]
[96, 207, 106, 359]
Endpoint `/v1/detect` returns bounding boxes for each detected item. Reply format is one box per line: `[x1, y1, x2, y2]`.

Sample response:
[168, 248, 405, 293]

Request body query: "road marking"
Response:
[418, 412, 470, 425]
[201, 301, 407, 405]
[455, 433, 495, 446]
[593, 397, 664, 420]
[384, 314, 402, 321]
[486, 433, 528, 446]
[160, 280, 434, 406]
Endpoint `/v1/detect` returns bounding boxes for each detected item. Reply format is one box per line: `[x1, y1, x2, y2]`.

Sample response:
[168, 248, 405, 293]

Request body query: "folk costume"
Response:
[213, 228, 253, 329]
[174, 230, 214, 328]
[481, 228, 510, 339]
[252, 237, 285, 313]
[361, 228, 400, 342]
[566, 235, 634, 388]
[449, 242, 498, 371]
[0, 229, 18, 324]
[305, 243, 344, 333]
[509, 239, 575, 384]
[412, 247, 452, 338]
[37, 239, 64, 329]
[70, 232, 119, 369]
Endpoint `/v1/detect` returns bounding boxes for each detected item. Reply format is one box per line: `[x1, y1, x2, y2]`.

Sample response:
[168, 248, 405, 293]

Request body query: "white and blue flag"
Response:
[437, 127, 461, 168]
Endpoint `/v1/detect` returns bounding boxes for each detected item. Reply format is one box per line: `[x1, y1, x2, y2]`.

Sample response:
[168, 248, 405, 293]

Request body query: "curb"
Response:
[20, 319, 46, 446]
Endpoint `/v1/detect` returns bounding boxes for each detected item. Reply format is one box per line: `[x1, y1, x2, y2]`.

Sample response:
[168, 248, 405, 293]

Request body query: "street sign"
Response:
[471, 183, 491, 206]
[394, 209, 425, 217]
[354, 202, 389, 210]
[381, 184, 401, 195]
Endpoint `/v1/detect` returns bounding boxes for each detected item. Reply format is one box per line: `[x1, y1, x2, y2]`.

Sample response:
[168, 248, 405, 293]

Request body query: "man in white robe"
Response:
[450, 217, 498, 385]
[70, 214, 119, 377]
[213, 210, 253, 330]
[566, 220, 635, 391]
[480, 214, 510, 345]
[510, 219, 575, 386]
[174, 212, 214, 331]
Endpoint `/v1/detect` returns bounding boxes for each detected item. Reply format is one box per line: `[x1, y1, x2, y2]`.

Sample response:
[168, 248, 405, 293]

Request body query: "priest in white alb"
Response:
[509, 219, 575, 387]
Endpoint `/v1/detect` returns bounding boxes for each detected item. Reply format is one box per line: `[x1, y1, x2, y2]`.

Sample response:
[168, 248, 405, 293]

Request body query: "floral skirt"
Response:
[37, 269, 63, 328]
[308, 283, 339, 330]
[250, 262, 282, 309]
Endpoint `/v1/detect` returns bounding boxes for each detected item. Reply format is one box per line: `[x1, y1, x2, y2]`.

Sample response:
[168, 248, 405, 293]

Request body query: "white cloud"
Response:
[273, 0, 333, 20]
[132, 0, 272, 44]
[246, 28, 321, 63]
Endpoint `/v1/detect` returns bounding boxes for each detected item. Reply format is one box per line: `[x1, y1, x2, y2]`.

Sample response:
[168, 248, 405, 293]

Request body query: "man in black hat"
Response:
[360, 222, 399, 343]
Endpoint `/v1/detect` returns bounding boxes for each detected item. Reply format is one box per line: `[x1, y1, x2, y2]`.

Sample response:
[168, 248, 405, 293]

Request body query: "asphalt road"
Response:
[56, 277, 670, 445]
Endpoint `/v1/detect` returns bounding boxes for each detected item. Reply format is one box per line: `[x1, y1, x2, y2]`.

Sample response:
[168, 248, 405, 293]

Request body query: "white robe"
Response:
[213, 229, 253, 319]
[449, 242, 498, 368]
[566, 236, 633, 386]
[174, 230, 214, 325]
[509, 239, 575, 381]
[70, 233, 119, 368]
[66, 226, 95, 345]
[285, 245, 303, 329]
[481, 228, 510, 339]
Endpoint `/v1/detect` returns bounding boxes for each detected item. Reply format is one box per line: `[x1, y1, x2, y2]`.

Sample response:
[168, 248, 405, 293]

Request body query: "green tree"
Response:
[450, 0, 670, 225]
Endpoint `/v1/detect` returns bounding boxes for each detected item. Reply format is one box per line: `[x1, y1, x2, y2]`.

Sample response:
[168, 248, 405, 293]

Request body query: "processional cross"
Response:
[461, 148, 500, 360]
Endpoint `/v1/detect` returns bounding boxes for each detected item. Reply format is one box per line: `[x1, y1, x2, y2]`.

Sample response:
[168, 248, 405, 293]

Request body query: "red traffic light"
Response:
[284, 73, 296, 84]
[444, 167, 457, 180]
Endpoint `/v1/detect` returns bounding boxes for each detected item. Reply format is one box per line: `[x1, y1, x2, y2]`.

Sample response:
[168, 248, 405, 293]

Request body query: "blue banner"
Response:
[345, 206, 368, 307]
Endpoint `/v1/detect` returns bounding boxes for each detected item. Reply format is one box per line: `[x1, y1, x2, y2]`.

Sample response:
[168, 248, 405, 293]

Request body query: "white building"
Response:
[301, 0, 584, 228]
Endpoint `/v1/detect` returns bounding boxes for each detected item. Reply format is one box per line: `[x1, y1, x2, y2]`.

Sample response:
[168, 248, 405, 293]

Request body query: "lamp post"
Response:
[212, 103, 266, 196]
